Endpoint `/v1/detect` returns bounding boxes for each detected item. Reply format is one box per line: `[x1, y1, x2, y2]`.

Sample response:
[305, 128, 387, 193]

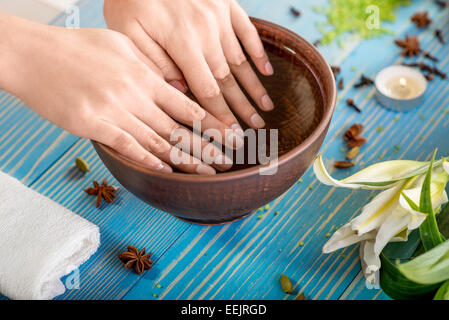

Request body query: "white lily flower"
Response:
[314, 156, 449, 284]
[313, 154, 426, 189]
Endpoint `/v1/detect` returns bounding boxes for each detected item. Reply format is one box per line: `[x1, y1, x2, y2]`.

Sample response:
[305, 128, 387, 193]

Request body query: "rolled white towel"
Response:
[0, 171, 100, 300]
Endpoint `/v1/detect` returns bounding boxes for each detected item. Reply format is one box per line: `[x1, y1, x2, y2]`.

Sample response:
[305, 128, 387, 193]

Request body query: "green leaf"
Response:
[380, 254, 439, 300]
[401, 192, 419, 211]
[419, 150, 445, 251]
[398, 239, 449, 284]
[434, 280, 449, 300]
[437, 202, 449, 239]
[413, 202, 449, 258]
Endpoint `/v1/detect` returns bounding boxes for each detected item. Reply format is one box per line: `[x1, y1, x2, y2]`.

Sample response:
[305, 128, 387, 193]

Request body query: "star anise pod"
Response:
[119, 246, 153, 275]
[395, 35, 421, 57]
[85, 179, 117, 208]
[411, 12, 431, 28]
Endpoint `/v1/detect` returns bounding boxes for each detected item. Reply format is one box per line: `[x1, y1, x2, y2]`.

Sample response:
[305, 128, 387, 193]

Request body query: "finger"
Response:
[230, 0, 274, 76]
[130, 101, 233, 171]
[153, 84, 242, 150]
[217, 72, 266, 129]
[169, 126, 233, 172]
[116, 111, 216, 175]
[231, 61, 274, 115]
[151, 79, 206, 124]
[221, 28, 274, 112]
[92, 119, 172, 173]
[171, 44, 237, 127]
[122, 22, 188, 92]
[163, 44, 243, 149]
[201, 40, 243, 128]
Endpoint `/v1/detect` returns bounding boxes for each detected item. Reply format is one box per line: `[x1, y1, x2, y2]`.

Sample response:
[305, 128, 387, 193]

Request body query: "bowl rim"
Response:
[94, 17, 336, 183]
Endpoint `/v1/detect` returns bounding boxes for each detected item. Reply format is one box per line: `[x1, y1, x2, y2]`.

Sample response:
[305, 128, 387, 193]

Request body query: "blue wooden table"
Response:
[1, 0, 448, 300]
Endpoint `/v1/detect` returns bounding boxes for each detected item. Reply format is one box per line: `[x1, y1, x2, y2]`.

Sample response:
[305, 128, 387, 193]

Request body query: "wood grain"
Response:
[1, 0, 447, 300]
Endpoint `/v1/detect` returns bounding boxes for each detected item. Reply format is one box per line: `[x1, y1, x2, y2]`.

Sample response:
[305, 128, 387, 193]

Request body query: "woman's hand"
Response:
[0, 14, 233, 174]
[103, 0, 275, 132]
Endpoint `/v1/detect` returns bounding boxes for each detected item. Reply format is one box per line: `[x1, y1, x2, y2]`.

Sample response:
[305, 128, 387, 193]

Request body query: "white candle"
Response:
[385, 76, 422, 99]
[375, 65, 427, 111]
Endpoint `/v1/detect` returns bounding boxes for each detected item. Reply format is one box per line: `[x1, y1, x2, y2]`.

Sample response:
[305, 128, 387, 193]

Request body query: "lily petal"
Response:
[323, 223, 376, 253]
[443, 159, 449, 175]
[360, 240, 380, 285]
[313, 155, 426, 189]
[374, 210, 410, 255]
[351, 181, 407, 235]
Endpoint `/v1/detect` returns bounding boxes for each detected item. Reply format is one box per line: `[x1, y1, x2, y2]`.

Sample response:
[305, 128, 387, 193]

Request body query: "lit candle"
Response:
[375, 65, 427, 112]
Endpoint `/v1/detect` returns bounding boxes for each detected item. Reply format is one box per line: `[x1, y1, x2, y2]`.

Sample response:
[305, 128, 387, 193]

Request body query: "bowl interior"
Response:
[95, 18, 335, 178]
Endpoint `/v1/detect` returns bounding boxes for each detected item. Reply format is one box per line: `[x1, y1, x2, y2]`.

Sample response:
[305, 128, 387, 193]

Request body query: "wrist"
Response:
[0, 13, 49, 95]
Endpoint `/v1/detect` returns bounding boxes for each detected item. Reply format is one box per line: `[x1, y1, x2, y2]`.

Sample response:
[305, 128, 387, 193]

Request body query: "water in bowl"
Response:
[226, 40, 324, 172]
[183, 39, 324, 173]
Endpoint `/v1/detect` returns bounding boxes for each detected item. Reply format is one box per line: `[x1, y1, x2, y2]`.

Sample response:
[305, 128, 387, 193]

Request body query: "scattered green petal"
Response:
[316, 0, 410, 44]
[75, 157, 90, 173]
[280, 275, 293, 294]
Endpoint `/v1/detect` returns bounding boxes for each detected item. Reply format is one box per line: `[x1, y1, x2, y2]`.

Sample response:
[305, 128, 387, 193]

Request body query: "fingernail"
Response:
[156, 163, 172, 173]
[265, 61, 274, 75]
[250, 113, 265, 128]
[169, 80, 187, 93]
[231, 123, 244, 137]
[226, 131, 245, 149]
[261, 94, 274, 111]
[196, 164, 216, 175]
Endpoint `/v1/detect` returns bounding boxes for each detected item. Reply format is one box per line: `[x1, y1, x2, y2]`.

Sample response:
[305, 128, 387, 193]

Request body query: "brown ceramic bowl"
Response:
[93, 18, 336, 224]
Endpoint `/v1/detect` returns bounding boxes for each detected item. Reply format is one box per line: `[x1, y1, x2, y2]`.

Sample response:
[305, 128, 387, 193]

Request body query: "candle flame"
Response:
[399, 77, 407, 87]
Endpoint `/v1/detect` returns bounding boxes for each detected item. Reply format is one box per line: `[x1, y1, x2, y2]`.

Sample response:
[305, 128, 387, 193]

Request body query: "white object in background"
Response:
[0, 171, 100, 300]
[0, 0, 77, 24]
[38, 0, 78, 11]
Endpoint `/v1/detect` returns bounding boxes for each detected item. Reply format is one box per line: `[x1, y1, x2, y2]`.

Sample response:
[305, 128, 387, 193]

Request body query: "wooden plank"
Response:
[30, 138, 192, 300]
[124, 0, 449, 300]
[1, 0, 447, 301]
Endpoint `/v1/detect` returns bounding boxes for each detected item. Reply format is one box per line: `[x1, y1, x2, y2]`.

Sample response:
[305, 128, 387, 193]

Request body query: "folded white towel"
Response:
[0, 171, 100, 300]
